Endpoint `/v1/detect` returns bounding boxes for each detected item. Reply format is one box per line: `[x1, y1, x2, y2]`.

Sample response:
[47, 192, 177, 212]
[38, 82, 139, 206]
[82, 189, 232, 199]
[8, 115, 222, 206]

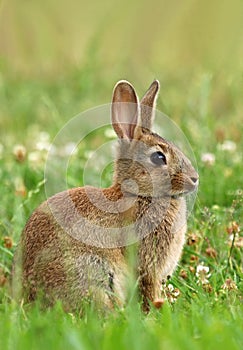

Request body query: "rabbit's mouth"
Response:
[171, 185, 198, 199]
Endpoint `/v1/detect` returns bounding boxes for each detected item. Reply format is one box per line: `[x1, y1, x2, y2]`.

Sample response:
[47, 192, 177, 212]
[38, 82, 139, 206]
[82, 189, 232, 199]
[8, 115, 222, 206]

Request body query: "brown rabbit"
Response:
[12, 80, 199, 312]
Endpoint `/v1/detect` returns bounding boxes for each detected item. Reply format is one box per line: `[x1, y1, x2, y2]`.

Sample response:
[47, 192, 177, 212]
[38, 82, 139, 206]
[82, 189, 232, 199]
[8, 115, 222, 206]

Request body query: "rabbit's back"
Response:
[14, 187, 128, 311]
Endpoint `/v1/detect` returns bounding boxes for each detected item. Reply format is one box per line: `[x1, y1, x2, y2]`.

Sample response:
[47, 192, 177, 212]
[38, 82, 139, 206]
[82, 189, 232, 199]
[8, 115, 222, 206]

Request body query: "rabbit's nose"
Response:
[190, 176, 199, 187]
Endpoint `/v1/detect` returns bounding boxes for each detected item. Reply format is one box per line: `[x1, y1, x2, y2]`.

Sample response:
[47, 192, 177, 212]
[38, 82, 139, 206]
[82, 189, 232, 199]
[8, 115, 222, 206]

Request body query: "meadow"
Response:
[0, 1, 243, 349]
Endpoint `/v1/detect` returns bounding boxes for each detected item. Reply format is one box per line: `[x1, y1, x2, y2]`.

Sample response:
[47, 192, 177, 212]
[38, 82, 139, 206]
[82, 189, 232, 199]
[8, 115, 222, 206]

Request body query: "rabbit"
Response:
[12, 80, 199, 313]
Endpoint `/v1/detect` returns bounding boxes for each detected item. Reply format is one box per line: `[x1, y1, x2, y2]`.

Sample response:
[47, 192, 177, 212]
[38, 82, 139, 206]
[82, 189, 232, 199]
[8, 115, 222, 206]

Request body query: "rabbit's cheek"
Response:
[159, 172, 172, 190]
[171, 175, 185, 193]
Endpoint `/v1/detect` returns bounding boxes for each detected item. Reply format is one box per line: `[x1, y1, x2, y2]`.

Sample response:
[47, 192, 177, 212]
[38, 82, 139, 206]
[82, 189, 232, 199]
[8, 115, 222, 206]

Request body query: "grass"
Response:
[1, 1, 243, 349]
[0, 67, 242, 350]
[1, 68, 243, 350]
[0, 299, 242, 350]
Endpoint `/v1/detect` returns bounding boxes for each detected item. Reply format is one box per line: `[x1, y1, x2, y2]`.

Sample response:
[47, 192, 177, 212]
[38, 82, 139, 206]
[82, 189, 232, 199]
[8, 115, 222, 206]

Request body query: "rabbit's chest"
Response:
[161, 199, 187, 278]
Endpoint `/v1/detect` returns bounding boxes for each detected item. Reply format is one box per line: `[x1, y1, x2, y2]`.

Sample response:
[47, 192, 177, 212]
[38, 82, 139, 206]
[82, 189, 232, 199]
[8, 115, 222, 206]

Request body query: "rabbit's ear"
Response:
[112, 80, 139, 140]
[140, 80, 160, 130]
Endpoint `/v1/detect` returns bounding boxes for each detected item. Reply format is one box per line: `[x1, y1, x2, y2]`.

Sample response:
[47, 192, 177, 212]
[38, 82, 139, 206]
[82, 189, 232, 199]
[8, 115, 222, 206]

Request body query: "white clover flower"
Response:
[48, 143, 78, 158]
[173, 289, 180, 297]
[201, 153, 215, 166]
[36, 131, 51, 151]
[221, 278, 238, 291]
[62, 142, 78, 156]
[104, 128, 116, 139]
[196, 264, 211, 285]
[196, 264, 210, 274]
[228, 234, 236, 242]
[28, 151, 44, 168]
[165, 284, 181, 303]
[167, 284, 174, 292]
[39, 131, 50, 141]
[227, 233, 243, 248]
[13, 144, 27, 162]
[218, 140, 236, 152]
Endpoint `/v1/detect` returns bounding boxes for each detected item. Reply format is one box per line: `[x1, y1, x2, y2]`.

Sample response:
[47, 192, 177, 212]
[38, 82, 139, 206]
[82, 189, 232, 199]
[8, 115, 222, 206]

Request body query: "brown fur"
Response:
[12, 80, 199, 312]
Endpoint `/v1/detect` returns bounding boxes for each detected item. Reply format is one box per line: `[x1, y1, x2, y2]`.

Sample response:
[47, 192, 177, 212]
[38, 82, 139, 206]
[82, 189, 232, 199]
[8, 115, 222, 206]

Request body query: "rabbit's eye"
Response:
[150, 151, 166, 165]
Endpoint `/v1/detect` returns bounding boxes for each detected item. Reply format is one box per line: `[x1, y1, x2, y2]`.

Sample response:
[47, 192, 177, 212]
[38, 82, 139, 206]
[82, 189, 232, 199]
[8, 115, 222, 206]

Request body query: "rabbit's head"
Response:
[112, 80, 199, 198]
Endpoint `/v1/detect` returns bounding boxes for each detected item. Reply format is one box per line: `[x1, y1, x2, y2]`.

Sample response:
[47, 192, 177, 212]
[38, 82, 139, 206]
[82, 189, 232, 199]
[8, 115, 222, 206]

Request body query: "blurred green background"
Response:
[1, 0, 243, 77]
[1, 0, 243, 144]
